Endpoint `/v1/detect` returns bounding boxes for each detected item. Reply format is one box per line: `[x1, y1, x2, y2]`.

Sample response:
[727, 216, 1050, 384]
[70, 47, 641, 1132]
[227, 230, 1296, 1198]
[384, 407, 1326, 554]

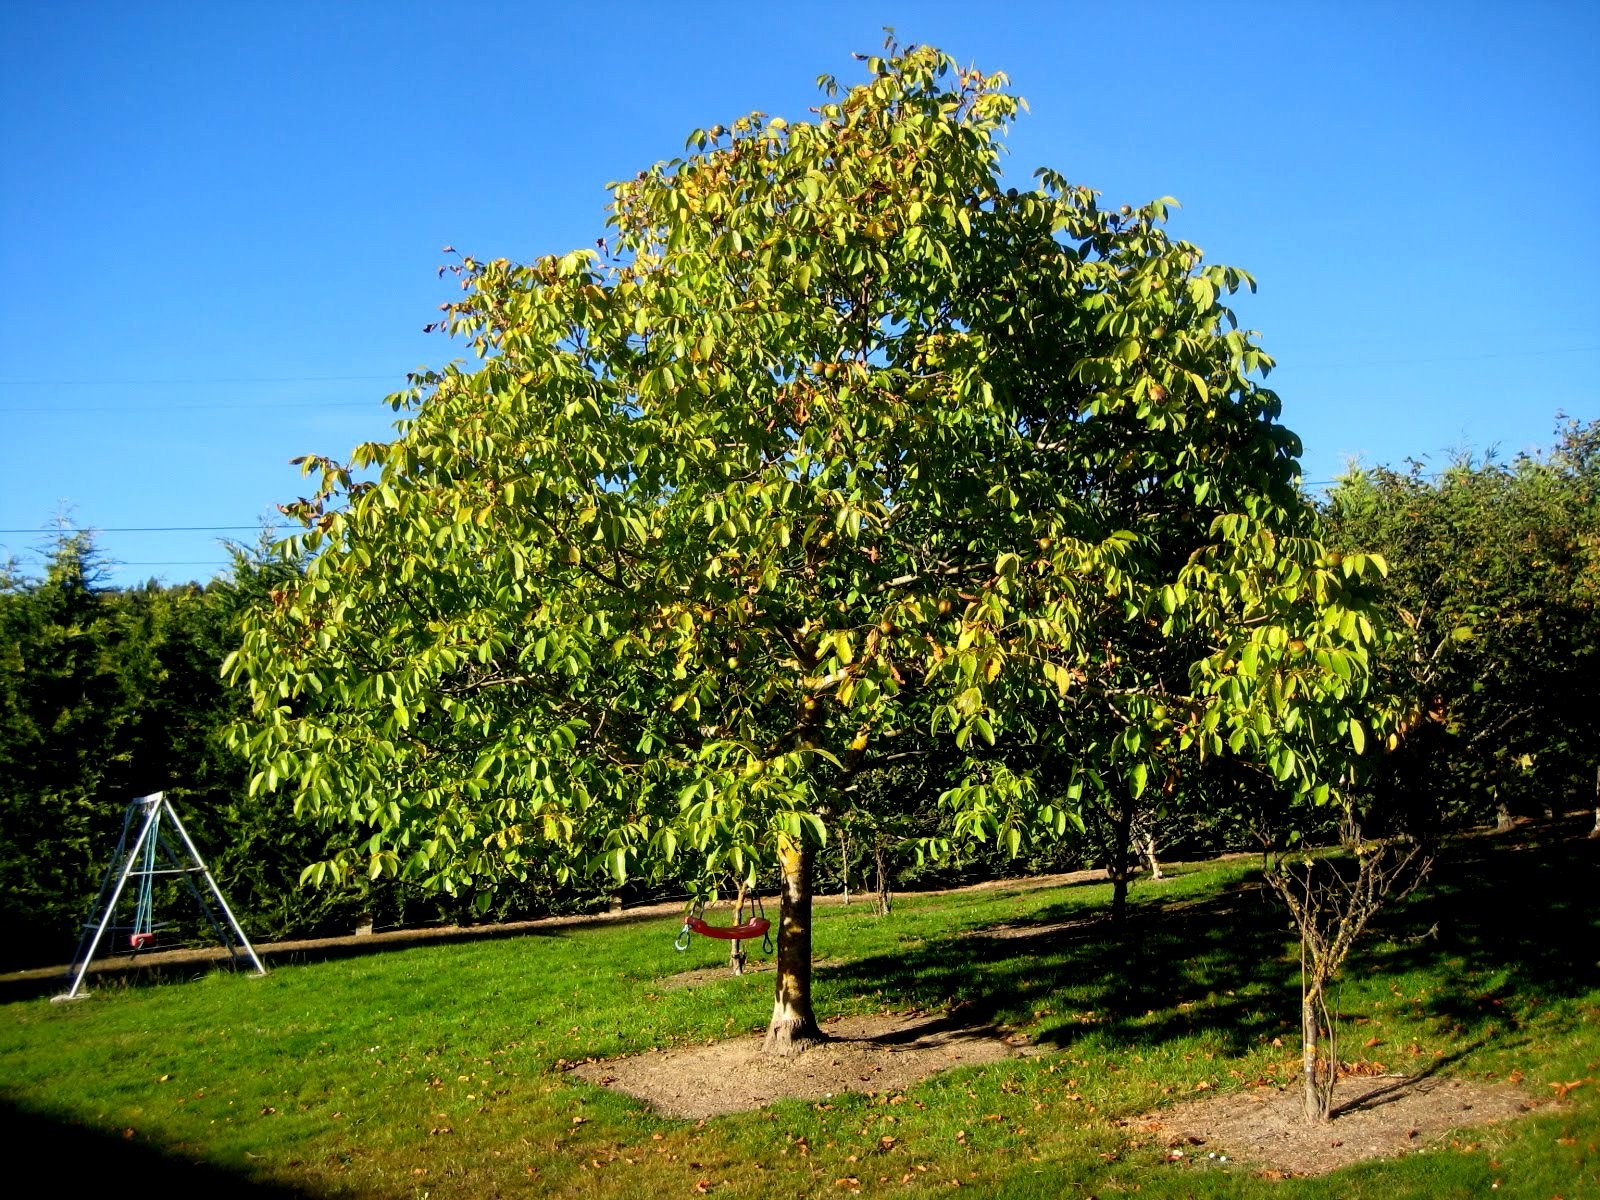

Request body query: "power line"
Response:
[0, 524, 296, 535]
[0, 399, 389, 414]
[0, 373, 401, 386]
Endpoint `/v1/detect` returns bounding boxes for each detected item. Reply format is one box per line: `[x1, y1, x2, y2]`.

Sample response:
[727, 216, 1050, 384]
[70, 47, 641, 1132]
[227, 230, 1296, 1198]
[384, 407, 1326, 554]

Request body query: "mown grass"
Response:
[3, 820, 1595, 1198]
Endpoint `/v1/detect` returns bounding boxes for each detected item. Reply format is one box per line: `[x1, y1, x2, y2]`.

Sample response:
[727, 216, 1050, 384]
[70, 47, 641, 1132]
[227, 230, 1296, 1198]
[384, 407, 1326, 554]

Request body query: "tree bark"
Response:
[840, 827, 850, 905]
[874, 842, 892, 916]
[1108, 801, 1133, 924]
[1590, 765, 1599, 839]
[763, 838, 825, 1055]
[1141, 831, 1164, 881]
[1301, 986, 1333, 1124]
[728, 878, 748, 976]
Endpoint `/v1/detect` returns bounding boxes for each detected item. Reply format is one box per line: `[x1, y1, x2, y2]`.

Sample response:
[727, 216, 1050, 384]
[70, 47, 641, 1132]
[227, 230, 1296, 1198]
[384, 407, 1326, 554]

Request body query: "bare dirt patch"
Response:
[569, 1009, 1038, 1119]
[1132, 1074, 1543, 1177]
[658, 957, 846, 991]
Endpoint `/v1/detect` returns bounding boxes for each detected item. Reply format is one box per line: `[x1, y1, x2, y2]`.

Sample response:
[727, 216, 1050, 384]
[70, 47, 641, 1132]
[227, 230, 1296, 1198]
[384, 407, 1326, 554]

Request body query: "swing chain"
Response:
[672, 898, 705, 953]
[755, 891, 774, 954]
[672, 893, 774, 954]
[733, 889, 775, 955]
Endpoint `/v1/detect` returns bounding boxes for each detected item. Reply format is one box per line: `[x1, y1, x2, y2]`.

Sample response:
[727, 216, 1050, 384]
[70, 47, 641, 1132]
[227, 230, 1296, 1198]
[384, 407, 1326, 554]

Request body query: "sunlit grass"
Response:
[3, 823, 1594, 1197]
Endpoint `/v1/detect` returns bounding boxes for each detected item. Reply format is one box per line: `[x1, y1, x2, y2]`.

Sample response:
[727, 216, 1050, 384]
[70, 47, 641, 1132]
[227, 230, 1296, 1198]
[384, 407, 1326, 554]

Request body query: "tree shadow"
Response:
[819, 881, 1293, 1060]
[1330, 1038, 1486, 1117]
[817, 820, 1599, 1069]
[0, 1096, 316, 1195]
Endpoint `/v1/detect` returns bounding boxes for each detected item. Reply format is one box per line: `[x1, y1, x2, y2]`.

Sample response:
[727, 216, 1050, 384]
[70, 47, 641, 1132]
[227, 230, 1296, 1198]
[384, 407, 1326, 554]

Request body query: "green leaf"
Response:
[1129, 761, 1149, 797]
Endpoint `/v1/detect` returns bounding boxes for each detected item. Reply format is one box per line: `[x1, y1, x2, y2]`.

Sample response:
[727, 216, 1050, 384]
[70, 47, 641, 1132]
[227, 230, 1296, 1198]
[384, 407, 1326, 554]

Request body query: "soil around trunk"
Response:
[569, 1009, 1039, 1119]
[1131, 1074, 1544, 1177]
[656, 956, 845, 990]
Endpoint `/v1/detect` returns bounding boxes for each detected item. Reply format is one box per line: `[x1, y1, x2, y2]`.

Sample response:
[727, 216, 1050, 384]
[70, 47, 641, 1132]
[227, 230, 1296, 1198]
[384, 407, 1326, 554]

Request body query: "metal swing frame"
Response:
[55, 792, 266, 1001]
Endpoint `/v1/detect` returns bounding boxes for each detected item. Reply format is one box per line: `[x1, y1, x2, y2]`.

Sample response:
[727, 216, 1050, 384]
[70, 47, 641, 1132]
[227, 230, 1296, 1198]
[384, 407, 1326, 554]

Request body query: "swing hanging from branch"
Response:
[673, 890, 773, 954]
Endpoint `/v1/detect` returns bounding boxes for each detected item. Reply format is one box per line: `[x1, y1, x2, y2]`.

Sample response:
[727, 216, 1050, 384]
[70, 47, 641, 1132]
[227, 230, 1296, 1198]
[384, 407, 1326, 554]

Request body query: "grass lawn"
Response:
[2, 820, 1595, 1198]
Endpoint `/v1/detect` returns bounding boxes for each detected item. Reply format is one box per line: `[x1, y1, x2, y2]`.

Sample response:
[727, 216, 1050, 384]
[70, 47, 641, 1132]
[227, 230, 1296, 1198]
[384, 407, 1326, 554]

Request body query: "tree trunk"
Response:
[763, 838, 825, 1056]
[1108, 801, 1133, 924]
[1300, 986, 1334, 1124]
[728, 878, 749, 976]
[874, 843, 892, 916]
[840, 827, 850, 905]
[1142, 831, 1164, 881]
[1590, 766, 1599, 839]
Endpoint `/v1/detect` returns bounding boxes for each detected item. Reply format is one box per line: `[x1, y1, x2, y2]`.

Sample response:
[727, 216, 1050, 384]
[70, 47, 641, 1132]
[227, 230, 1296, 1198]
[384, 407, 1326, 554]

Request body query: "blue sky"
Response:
[2, 2, 1595, 584]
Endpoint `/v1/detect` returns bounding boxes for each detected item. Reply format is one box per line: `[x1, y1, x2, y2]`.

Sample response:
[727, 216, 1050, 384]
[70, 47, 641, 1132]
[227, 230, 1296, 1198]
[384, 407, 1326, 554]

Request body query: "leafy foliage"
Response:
[229, 43, 1383, 922]
[1324, 418, 1600, 828]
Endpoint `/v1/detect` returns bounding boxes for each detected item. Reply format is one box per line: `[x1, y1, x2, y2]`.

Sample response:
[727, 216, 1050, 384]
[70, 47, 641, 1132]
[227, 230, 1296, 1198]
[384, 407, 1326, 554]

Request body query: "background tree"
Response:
[1264, 817, 1431, 1124]
[0, 532, 262, 966]
[1324, 418, 1600, 832]
[230, 42, 1384, 1054]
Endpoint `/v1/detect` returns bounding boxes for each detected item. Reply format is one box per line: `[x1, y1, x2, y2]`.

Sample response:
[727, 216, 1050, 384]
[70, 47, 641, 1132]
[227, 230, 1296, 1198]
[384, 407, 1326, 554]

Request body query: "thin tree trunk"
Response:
[1142, 831, 1164, 880]
[1298, 885, 1335, 1125]
[874, 843, 892, 916]
[728, 878, 748, 976]
[1590, 765, 1599, 839]
[840, 827, 850, 905]
[1109, 801, 1133, 924]
[763, 838, 825, 1056]
[1301, 986, 1332, 1124]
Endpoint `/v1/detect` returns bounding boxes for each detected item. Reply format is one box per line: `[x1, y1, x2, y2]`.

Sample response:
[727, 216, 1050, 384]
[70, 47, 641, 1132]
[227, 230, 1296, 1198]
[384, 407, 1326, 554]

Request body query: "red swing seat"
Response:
[685, 915, 770, 941]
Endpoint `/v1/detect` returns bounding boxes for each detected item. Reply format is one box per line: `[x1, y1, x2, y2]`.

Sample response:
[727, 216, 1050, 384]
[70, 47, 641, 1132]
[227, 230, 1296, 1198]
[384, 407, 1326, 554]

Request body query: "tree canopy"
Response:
[229, 43, 1385, 1049]
[1325, 418, 1600, 830]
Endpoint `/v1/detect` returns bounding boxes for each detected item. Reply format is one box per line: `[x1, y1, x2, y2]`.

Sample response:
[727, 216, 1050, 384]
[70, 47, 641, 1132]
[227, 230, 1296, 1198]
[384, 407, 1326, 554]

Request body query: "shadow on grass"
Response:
[818, 817, 1599, 1067]
[0, 1097, 316, 1196]
[0, 913, 605, 1004]
[820, 879, 1294, 1059]
[1366, 814, 1600, 1027]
